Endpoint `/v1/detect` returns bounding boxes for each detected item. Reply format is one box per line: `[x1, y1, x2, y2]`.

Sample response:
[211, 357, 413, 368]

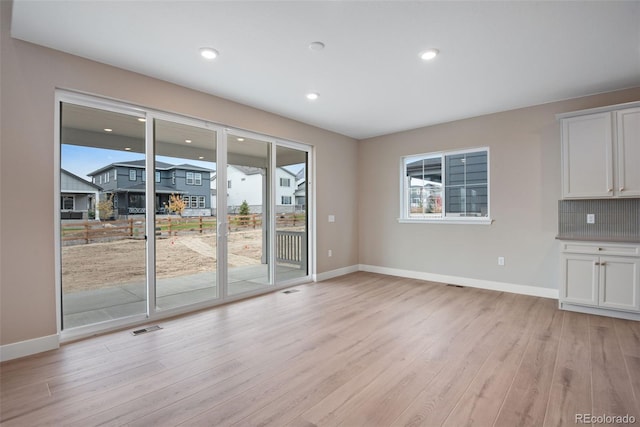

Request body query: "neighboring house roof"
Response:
[230, 165, 264, 176]
[88, 160, 214, 176]
[280, 167, 297, 177]
[61, 168, 102, 191]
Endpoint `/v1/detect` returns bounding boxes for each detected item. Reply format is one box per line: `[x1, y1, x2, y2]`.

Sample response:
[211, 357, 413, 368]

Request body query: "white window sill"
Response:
[397, 217, 493, 225]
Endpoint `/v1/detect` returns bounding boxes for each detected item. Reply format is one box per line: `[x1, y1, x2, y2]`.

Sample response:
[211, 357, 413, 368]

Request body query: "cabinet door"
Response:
[616, 107, 640, 197]
[599, 256, 640, 312]
[561, 112, 613, 198]
[561, 254, 598, 306]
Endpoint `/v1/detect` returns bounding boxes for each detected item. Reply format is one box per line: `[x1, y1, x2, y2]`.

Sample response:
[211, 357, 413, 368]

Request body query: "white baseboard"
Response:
[313, 265, 360, 282]
[0, 334, 59, 362]
[358, 264, 559, 299]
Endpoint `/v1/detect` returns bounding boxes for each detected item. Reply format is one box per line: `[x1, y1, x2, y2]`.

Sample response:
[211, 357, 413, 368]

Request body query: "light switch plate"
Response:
[587, 214, 595, 224]
[328, 215, 335, 223]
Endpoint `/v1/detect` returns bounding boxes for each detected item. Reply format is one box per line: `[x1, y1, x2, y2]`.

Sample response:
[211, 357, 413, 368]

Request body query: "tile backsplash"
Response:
[558, 199, 640, 241]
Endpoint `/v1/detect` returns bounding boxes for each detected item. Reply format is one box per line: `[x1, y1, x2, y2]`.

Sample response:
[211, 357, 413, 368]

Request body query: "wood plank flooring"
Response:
[1, 272, 639, 426]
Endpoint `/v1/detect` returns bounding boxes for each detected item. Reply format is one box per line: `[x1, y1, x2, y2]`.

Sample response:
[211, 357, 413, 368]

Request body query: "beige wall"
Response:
[0, 0, 358, 346]
[358, 87, 640, 289]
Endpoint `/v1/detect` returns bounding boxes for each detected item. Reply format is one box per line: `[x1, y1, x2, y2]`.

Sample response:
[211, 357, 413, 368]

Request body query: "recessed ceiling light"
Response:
[198, 156, 204, 159]
[104, 128, 113, 132]
[137, 118, 146, 122]
[200, 47, 219, 60]
[309, 41, 325, 51]
[420, 48, 439, 61]
[124, 147, 131, 151]
[237, 137, 245, 142]
[306, 92, 319, 101]
[185, 139, 192, 143]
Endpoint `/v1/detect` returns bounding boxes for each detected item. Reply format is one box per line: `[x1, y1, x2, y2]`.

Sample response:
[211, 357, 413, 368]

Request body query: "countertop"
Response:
[556, 235, 640, 244]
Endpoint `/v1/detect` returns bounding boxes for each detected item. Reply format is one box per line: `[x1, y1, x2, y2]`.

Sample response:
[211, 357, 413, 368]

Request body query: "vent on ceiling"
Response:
[132, 325, 162, 336]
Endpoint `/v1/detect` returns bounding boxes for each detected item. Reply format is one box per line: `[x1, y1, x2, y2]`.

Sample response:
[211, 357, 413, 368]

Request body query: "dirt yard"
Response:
[61, 229, 264, 293]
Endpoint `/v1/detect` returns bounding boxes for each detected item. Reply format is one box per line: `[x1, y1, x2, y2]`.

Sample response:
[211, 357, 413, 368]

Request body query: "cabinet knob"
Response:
[620, 187, 624, 191]
[600, 262, 606, 266]
[594, 262, 600, 266]
[608, 188, 613, 192]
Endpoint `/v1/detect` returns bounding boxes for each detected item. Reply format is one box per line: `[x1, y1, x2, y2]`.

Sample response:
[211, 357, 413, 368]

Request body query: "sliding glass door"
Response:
[226, 133, 272, 296]
[154, 118, 217, 310]
[275, 145, 308, 282]
[60, 102, 148, 329]
[58, 94, 311, 335]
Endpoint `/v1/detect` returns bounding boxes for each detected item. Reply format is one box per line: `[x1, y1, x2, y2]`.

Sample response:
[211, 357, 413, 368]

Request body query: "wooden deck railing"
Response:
[275, 230, 306, 267]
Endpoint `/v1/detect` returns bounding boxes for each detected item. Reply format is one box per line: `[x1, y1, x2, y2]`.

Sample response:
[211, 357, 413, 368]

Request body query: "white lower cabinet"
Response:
[560, 242, 640, 317]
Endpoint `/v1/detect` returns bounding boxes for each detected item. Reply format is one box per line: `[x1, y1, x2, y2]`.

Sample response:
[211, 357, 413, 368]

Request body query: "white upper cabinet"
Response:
[559, 102, 640, 199]
[616, 107, 640, 197]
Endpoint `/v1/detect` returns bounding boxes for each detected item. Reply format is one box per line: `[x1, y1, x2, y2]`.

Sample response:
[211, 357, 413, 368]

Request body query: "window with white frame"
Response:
[186, 172, 194, 185]
[113, 170, 117, 181]
[280, 177, 291, 187]
[198, 196, 205, 208]
[401, 148, 489, 222]
[194, 172, 202, 186]
[281, 196, 292, 205]
[61, 196, 74, 210]
[105, 172, 109, 183]
[129, 169, 136, 181]
[171, 171, 176, 185]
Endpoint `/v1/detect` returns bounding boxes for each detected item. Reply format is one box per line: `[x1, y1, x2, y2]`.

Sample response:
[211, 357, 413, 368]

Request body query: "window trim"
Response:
[399, 147, 492, 225]
[129, 169, 136, 181]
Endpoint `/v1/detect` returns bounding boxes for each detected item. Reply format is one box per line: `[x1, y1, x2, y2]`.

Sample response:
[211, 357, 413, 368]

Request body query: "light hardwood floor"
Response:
[1, 272, 639, 426]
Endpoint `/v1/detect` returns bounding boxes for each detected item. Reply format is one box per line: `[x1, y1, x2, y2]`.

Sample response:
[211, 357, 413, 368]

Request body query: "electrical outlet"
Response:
[498, 256, 505, 266]
[587, 214, 595, 224]
[328, 249, 333, 257]
[328, 215, 335, 223]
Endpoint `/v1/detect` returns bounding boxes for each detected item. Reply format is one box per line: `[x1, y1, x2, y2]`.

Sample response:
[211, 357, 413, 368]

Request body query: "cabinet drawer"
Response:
[561, 242, 640, 257]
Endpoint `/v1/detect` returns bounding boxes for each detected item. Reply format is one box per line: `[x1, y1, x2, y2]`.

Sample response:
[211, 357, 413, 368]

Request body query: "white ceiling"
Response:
[11, 1, 640, 140]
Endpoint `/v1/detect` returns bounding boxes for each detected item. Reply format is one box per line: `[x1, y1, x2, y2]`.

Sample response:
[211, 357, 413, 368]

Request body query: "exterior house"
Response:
[88, 160, 214, 218]
[211, 165, 298, 214]
[60, 169, 102, 220]
[294, 168, 306, 209]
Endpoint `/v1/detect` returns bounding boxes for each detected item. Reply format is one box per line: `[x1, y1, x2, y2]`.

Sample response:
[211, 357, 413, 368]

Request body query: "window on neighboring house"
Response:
[113, 170, 117, 181]
[105, 172, 109, 183]
[92, 177, 96, 184]
[171, 171, 176, 185]
[61, 196, 74, 210]
[186, 172, 194, 185]
[98, 175, 102, 184]
[129, 169, 136, 181]
[227, 180, 232, 189]
[400, 148, 489, 222]
[155, 171, 161, 183]
[280, 177, 291, 187]
[194, 173, 202, 186]
[281, 196, 292, 205]
[198, 196, 206, 208]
